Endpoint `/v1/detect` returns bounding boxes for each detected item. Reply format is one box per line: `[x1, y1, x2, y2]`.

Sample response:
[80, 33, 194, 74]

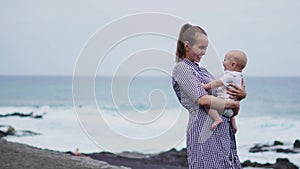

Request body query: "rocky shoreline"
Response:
[242, 158, 298, 169]
[1, 123, 299, 169]
[81, 148, 188, 169]
[81, 147, 299, 169]
[1, 136, 299, 169]
[0, 139, 129, 169]
[83, 148, 299, 169]
[249, 140, 300, 154]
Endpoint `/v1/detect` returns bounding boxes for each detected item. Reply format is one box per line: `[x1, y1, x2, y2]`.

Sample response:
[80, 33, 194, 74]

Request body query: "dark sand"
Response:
[0, 139, 187, 169]
[0, 139, 129, 169]
[1, 138, 298, 169]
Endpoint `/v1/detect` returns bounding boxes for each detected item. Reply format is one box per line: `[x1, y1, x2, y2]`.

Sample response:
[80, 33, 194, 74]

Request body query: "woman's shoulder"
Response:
[173, 60, 198, 70]
[173, 61, 189, 72]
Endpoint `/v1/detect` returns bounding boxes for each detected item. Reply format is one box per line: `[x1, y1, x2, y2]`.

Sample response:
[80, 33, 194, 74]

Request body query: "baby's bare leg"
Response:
[205, 108, 223, 131]
[231, 117, 237, 133]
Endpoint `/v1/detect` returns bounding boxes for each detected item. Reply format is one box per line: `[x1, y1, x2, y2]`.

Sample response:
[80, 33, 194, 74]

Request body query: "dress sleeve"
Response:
[173, 64, 208, 103]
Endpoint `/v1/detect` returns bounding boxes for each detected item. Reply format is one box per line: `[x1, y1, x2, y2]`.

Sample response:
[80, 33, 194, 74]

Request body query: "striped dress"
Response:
[172, 59, 242, 169]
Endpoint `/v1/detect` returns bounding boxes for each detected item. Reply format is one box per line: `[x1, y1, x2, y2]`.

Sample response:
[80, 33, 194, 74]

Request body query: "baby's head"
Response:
[223, 50, 247, 72]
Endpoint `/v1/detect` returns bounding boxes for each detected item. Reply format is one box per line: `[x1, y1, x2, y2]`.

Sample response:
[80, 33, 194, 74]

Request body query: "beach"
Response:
[0, 139, 129, 169]
[0, 76, 300, 168]
[1, 138, 299, 169]
[0, 137, 186, 169]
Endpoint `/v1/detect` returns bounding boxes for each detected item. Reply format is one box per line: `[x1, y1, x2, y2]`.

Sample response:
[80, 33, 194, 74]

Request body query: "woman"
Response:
[172, 24, 246, 168]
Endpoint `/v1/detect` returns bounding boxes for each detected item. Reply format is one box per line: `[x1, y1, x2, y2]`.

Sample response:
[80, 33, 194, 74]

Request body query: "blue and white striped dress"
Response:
[172, 59, 242, 169]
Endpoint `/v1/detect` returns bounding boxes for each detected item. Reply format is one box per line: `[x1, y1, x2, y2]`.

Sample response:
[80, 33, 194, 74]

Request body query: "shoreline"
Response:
[1, 115, 299, 168]
[0, 138, 186, 169]
[0, 139, 129, 169]
[1, 138, 299, 169]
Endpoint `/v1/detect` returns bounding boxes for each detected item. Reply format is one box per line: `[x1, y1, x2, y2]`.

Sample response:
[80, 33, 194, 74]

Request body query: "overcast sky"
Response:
[1, 0, 300, 77]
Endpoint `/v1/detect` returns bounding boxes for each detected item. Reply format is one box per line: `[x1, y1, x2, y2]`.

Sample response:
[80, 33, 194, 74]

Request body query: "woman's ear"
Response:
[183, 41, 190, 51]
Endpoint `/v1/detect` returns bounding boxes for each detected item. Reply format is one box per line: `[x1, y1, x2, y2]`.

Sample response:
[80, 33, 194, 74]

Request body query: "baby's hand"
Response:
[201, 83, 211, 90]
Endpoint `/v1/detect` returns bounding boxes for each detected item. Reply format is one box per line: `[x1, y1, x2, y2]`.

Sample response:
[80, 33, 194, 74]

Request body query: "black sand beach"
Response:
[0, 138, 187, 169]
[1, 138, 299, 169]
[0, 139, 129, 169]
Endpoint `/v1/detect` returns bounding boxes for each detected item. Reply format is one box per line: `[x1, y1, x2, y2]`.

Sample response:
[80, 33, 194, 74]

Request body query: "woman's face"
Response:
[186, 32, 209, 63]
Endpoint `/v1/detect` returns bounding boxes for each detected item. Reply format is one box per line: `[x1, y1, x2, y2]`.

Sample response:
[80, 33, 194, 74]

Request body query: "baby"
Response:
[202, 50, 247, 132]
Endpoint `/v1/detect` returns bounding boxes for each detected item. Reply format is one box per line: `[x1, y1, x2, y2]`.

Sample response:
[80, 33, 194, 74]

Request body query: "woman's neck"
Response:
[185, 56, 193, 62]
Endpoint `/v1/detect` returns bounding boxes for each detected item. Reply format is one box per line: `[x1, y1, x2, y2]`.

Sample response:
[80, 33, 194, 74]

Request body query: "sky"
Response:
[1, 0, 300, 77]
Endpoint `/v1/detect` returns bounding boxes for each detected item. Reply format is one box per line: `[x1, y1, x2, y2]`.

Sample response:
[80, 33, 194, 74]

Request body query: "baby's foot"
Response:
[211, 119, 223, 131]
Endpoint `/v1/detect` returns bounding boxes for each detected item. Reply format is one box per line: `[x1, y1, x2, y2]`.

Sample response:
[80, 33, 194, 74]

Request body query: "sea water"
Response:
[0, 76, 299, 166]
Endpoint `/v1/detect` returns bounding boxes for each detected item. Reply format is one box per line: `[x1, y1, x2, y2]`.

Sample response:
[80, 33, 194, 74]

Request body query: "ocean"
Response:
[0, 76, 299, 166]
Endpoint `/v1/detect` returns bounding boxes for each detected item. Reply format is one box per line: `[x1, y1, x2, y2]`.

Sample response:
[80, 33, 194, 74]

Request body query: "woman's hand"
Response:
[225, 100, 240, 117]
[227, 78, 247, 100]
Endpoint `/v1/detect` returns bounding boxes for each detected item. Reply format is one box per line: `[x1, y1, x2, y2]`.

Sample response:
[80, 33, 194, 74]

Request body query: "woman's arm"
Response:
[227, 78, 247, 101]
[198, 95, 240, 116]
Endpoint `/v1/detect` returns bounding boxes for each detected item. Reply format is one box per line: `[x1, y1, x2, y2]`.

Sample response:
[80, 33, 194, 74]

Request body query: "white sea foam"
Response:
[236, 116, 300, 167]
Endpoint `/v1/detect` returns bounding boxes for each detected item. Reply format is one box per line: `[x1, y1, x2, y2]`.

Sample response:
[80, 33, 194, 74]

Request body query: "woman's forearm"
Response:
[198, 95, 239, 113]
